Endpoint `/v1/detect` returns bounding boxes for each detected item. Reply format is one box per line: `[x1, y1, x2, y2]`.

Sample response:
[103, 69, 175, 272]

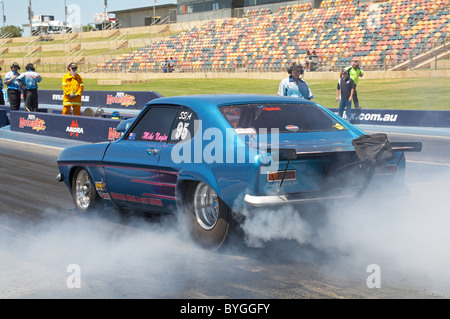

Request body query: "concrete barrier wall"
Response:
[0, 109, 7, 127]
[37, 89, 163, 110]
[9, 111, 121, 143]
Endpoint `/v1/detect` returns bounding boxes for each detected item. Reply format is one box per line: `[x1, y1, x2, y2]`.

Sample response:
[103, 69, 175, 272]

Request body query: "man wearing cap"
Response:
[4, 62, 22, 110]
[346, 60, 364, 109]
[336, 69, 355, 121]
[62, 62, 84, 115]
[17, 63, 42, 112]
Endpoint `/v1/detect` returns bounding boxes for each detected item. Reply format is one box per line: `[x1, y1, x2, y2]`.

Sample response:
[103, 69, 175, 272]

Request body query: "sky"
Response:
[1, 0, 175, 36]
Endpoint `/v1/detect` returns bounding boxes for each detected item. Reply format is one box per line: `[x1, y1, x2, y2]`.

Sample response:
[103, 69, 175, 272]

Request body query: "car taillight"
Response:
[267, 170, 296, 182]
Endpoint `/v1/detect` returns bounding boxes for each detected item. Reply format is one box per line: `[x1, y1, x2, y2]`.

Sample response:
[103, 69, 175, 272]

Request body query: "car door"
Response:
[103, 105, 179, 212]
[158, 106, 200, 209]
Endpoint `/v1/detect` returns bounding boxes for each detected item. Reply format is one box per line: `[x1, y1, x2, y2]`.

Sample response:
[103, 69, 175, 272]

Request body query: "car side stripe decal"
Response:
[130, 179, 176, 188]
[58, 162, 178, 176]
[142, 193, 176, 201]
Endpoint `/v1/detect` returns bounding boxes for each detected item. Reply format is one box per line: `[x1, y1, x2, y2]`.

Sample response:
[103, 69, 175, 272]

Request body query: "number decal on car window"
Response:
[174, 121, 190, 140]
[178, 111, 193, 121]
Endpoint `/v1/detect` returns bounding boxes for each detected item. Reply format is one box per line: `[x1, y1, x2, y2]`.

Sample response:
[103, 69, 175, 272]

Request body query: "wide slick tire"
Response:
[71, 167, 100, 211]
[184, 182, 231, 250]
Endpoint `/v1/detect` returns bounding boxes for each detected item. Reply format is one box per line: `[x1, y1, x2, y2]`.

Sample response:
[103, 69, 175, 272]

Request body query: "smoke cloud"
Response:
[0, 209, 216, 298]
[1, 168, 449, 298]
[236, 167, 450, 294]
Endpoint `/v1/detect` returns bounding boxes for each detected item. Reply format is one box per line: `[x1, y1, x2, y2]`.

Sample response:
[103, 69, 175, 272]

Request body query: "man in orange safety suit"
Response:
[62, 62, 84, 115]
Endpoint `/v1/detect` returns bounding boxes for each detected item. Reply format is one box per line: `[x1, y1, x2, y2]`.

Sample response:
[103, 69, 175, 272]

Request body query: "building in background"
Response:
[94, 11, 118, 30]
[110, 4, 177, 29]
[32, 15, 81, 35]
[110, 0, 319, 26]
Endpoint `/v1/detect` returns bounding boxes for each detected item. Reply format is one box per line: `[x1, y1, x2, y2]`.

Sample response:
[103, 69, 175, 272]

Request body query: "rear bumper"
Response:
[244, 191, 354, 207]
[244, 183, 410, 208]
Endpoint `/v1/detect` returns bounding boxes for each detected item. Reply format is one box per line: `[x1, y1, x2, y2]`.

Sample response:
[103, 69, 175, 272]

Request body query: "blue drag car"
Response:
[57, 94, 421, 248]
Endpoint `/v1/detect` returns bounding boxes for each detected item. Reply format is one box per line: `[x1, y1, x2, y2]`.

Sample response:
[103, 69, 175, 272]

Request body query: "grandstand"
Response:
[0, 0, 448, 78]
[96, 0, 449, 74]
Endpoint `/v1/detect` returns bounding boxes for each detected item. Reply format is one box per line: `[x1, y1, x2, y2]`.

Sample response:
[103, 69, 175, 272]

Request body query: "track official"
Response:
[62, 62, 84, 116]
[4, 62, 22, 110]
[336, 69, 355, 121]
[17, 63, 42, 112]
[346, 60, 364, 109]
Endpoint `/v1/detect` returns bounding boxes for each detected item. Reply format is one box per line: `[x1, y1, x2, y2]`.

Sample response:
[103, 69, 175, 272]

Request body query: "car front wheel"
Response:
[72, 167, 100, 211]
[184, 182, 231, 249]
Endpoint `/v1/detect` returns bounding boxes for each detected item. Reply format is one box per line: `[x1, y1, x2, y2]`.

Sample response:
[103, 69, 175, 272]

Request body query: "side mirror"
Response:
[116, 118, 135, 133]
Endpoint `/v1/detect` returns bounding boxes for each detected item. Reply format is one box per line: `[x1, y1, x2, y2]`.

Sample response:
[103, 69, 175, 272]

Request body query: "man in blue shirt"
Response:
[168, 57, 175, 72]
[277, 63, 314, 100]
[4, 62, 22, 110]
[17, 63, 42, 112]
[0, 66, 4, 105]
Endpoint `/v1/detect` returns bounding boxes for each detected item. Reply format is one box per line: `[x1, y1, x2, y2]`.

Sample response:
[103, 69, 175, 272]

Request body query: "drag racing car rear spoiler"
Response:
[273, 135, 422, 161]
[390, 141, 422, 152]
[272, 133, 422, 199]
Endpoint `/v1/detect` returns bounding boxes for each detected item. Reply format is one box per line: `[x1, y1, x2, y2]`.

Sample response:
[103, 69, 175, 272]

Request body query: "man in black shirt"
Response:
[336, 69, 355, 122]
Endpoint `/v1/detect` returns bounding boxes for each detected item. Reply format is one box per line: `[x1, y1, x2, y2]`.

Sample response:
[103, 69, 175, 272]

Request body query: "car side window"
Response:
[169, 106, 199, 144]
[126, 106, 178, 142]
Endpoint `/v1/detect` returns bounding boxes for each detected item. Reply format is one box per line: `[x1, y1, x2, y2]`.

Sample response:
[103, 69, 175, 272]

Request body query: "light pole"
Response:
[28, 0, 32, 35]
[0, 0, 5, 29]
[64, 0, 67, 30]
[104, 0, 107, 30]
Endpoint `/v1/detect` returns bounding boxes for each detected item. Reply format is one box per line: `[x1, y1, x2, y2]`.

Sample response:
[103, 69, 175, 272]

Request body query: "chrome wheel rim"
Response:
[193, 182, 219, 230]
[75, 170, 92, 209]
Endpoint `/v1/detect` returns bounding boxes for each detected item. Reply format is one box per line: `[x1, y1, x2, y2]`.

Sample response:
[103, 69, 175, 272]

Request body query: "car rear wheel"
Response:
[72, 168, 100, 211]
[184, 182, 231, 250]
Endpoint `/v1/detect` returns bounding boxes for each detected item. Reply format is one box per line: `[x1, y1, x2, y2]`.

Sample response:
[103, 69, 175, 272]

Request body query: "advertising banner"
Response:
[9, 111, 121, 143]
[0, 109, 7, 127]
[37, 90, 163, 110]
[329, 108, 450, 128]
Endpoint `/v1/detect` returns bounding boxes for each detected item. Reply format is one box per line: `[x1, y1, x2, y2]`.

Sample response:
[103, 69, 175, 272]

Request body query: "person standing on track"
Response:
[0, 66, 4, 106]
[17, 63, 42, 112]
[346, 59, 364, 109]
[278, 62, 314, 100]
[336, 68, 355, 121]
[62, 62, 84, 116]
[4, 62, 22, 111]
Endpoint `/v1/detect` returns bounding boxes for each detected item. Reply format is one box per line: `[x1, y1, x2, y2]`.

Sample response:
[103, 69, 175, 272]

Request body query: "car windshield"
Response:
[219, 103, 345, 133]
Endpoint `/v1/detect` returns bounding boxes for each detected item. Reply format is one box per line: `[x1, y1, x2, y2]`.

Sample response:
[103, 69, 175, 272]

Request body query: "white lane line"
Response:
[407, 160, 450, 167]
[0, 137, 65, 151]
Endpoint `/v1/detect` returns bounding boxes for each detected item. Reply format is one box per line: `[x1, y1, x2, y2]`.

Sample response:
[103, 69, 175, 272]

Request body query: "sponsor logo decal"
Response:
[108, 127, 121, 141]
[66, 120, 84, 137]
[257, 104, 281, 111]
[51, 94, 89, 102]
[106, 92, 136, 107]
[110, 192, 164, 206]
[19, 114, 46, 131]
[285, 125, 299, 132]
